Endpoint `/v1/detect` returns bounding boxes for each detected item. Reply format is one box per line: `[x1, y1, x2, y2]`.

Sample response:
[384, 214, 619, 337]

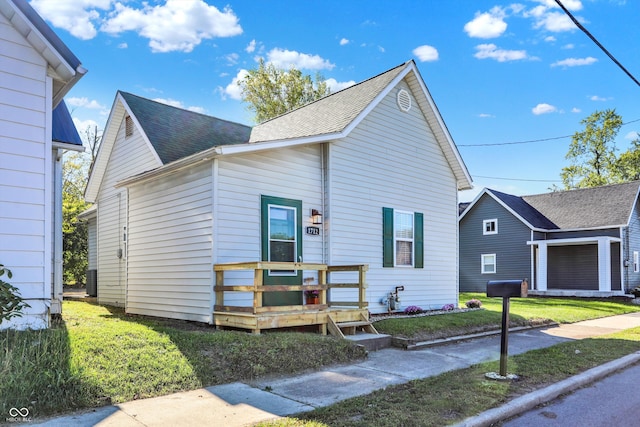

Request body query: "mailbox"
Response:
[486, 279, 528, 298]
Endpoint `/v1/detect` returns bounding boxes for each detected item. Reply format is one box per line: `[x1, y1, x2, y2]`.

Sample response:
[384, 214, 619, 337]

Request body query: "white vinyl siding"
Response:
[95, 114, 160, 306]
[126, 162, 213, 322]
[328, 80, 459, 312]
[216, 145, 323, 308]
[0, 12, 50, 329]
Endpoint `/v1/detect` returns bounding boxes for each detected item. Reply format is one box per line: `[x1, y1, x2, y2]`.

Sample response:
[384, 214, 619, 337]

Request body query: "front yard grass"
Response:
[3, 294, 640, 422]
[0, 301, 366, 419]
[373, 292, 640, 341]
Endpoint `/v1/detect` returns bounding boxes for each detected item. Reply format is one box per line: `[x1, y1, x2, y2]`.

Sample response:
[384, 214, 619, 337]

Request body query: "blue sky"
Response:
[32, 0, 640, 201]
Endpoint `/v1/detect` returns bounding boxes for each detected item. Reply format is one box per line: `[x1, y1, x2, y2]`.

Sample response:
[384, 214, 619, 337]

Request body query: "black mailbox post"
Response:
[486, 279, 528, 378]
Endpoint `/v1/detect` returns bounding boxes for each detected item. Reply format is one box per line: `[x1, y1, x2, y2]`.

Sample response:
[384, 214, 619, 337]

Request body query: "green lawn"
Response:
[0, 301, 366, 418]
[3, 295, 640, 421]
[374, 292, 640, 341]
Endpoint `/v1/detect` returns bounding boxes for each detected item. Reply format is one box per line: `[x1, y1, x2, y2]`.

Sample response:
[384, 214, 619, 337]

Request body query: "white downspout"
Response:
[52, 148, 64, 314]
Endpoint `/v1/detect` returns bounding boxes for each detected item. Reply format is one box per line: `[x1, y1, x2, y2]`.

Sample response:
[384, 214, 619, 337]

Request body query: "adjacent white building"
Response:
[0, 0, 86, 329]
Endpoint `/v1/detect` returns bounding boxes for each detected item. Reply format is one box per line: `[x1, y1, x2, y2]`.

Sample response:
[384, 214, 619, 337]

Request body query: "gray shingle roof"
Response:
[249, 62, 408, 143]
[522, 181, 640, 229]
[120, 91, 251, 164]
[489, 189, 559, 229]
[489, 181, 640, 230]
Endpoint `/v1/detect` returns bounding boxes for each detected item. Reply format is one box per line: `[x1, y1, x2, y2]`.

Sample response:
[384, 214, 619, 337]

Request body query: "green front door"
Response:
[261, 195, 303, 306]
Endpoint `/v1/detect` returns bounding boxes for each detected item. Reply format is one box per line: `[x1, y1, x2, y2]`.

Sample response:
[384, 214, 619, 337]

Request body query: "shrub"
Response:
[441, 303, 455, 311]
[465, 299, 482, 309]
[0, 264, 30, 323]
[404, 305, 423, 315]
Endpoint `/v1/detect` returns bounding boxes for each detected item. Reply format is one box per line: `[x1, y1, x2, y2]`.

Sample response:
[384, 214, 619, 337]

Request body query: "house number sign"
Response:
[306, 226, 320, 235]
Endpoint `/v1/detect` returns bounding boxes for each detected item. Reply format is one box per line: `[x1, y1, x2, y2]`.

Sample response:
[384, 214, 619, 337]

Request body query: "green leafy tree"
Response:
[63, 152, 89, 286]
[616, 138, 640, 181]
[239, 58, 331, 123]
[561, 109, 623, 189]
[0, 264, 30, 323]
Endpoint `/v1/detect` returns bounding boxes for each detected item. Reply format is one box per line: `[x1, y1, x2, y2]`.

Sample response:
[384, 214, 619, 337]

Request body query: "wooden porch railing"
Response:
[212, 262, 369, 334]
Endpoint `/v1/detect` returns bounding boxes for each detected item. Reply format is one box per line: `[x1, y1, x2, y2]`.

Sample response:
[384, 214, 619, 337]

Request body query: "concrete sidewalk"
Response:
[30, 312, 640, 427]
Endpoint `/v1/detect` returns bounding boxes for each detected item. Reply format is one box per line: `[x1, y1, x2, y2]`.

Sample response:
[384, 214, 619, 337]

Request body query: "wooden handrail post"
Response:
[215, 269, 224, 307]
[358, 266, 366, 309]
[254, 267, 263, 314]
[319, 269, 327, 305]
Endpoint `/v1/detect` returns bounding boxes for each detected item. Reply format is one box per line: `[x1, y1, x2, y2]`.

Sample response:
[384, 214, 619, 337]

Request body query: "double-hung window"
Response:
[481, 254, 496, 274]
[383, 207, 424, 268]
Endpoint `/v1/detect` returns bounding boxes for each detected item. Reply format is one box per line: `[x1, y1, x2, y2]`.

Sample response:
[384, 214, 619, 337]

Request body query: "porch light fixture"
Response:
[311, 209, 323, 225]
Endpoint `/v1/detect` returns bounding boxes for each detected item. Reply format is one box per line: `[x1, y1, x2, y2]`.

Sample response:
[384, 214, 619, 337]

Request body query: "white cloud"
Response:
[246, 39, 256, 53]
[551, 56, 597, 67]
[225, 53, 240, 65]
[533, 11, 577, 32]
[153, 98, 205, 113]
[590, 95, 611, 101]
[478, 113, 495, 118]
[324, 78, 356, 92]
[625, 131, 639, 140]
[562, 43, 575, 49]
[72, 117, 100, 136]
[571, 107, 581, 113]
[66, 97, 104, 110]
[118, 42, 128, 49]
[223, 69, 249, 101]
[544, 35, 556, 42]
[30, 0, 110, 40]
[102, 0, 242, 53]
[464, 7, 508, 38]
[266, 49, 335, 70]
[535, 0, 583, 11]
[532, 103, 558, 115]
[412, 45, 439, 62]
[474, 44, 528, 62]
[340, 38, 350, 46]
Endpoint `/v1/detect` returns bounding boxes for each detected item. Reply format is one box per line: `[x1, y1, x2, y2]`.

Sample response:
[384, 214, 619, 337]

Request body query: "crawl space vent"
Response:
[397, 89, 411, 112]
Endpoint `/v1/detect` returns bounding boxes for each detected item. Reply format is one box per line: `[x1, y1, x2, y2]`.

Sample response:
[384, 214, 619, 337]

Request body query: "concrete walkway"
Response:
[30, 312, 640, 427]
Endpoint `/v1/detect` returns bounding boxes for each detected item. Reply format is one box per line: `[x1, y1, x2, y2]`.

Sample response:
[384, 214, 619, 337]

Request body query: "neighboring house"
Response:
[0, 0, 86, 329]
[85, 60, 472, 323]
[459, 182, 640, 296]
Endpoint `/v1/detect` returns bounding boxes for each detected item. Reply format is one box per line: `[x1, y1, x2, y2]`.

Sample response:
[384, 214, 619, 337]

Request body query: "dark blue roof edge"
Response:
[52, 100, 83, 146]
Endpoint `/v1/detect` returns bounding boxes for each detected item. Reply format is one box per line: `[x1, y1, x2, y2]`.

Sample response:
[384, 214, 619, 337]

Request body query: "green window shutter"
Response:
[383, 207, 394, 267]
[414, 212, 424, 269]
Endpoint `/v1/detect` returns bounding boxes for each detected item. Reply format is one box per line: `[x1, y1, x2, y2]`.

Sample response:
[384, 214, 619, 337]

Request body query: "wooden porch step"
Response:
[337, 321, 373, 329]
[327, 313, 379, 339]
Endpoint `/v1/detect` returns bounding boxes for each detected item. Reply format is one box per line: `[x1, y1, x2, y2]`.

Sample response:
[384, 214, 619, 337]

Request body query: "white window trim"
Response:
[394, 210, 414, 267]
[481, 253, 496, 274]
[483, 219, 498, 235]
[634, 251, 639, 273]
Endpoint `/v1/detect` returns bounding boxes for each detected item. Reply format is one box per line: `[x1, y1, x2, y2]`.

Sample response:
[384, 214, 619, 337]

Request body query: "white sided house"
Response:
[85, 61, 472, 329]
[0, 0, 86, 329]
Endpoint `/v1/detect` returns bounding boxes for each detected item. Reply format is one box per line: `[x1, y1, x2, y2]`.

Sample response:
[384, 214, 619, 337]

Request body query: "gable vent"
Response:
[397, 89, 411, 112]
[125, 116, 133, 137]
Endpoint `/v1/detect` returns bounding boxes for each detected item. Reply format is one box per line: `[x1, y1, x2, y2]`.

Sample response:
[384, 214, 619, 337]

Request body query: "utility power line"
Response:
[459, 118, 640, 147]
[554, 0, 640, 87]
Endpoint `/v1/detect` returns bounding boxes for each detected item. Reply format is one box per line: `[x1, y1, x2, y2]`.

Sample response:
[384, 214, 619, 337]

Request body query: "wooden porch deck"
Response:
[213, 262, 377, 338]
